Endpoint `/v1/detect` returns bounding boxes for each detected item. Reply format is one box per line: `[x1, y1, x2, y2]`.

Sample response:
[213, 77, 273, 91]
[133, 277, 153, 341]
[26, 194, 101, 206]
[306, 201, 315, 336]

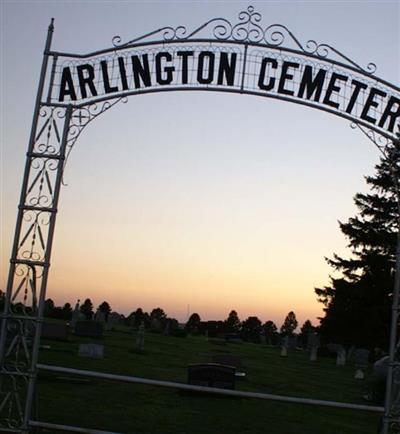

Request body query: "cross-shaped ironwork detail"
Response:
[73, 110, 89, 126]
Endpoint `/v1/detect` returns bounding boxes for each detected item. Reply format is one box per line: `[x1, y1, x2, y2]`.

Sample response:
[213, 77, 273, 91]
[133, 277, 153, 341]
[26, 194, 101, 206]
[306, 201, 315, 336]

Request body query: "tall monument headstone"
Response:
[136, 322, 145, 352]
[71, 299, 81, 331]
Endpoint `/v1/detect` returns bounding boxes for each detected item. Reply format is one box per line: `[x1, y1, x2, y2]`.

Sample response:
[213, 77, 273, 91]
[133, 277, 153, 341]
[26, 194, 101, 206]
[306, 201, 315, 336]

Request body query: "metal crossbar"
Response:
[29, 420, 121, 434]
[38, 363, 384, 413]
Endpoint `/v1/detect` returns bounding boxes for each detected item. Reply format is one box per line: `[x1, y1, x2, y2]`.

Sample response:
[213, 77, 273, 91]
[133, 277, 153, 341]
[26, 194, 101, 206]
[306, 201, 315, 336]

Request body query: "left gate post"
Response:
[0, 20, 72, 433]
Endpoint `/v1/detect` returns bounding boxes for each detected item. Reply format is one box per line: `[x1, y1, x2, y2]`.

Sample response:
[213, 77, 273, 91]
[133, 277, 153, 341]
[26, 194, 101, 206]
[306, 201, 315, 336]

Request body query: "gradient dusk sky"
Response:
[1, 0, 399, 327]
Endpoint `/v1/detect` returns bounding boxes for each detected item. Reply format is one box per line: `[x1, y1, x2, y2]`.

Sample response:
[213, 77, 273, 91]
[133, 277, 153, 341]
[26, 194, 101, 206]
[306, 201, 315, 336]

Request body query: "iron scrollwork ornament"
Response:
[112, 5, 377, 75]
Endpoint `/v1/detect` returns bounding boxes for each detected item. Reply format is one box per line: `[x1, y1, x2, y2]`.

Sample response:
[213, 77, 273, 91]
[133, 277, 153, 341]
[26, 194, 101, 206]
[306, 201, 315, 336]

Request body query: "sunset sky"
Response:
[1, 0, 399, 327]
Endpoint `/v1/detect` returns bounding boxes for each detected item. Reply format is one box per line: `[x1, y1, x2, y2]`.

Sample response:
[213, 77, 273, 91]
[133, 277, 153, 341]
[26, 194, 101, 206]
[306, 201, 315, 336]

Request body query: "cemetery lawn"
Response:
[38, 327, 381, 434]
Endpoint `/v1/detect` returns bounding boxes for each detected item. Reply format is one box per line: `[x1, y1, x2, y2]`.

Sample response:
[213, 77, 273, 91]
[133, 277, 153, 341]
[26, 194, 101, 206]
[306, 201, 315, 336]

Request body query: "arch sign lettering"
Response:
[1, 6, 399, 434]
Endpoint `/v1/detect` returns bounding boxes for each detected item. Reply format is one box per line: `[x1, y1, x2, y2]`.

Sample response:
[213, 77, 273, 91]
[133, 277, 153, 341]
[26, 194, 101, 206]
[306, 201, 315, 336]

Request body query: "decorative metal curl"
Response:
[264, 24, 304, 50]
[305, 41, 377, 75]
[35, 106, 66, 155]
[110, 5, 377, 75]
[232, 6, 263, 42]
[0, 374, 28, 428]
[351, 122, 392, 156]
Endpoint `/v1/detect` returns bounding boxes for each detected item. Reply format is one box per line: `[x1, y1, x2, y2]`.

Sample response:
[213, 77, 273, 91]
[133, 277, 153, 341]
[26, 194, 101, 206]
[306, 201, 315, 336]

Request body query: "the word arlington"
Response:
[57, 49, 399, 133]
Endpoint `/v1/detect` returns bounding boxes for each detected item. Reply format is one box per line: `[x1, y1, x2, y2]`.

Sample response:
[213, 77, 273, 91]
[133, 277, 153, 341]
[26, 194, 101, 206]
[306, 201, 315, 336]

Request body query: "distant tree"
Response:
[280, 311, 298, 336]
[165, 317, 180, 332]
[99, 301, 112, 321]
[150, 307, 167, 321]
[185, 313, 201, 334]
[241, 316, 262, 342]
[61, 303, 73, 320]
[54, 307, 65, 319]
[263, 320, 278, 345]
[143, 311, 151, 328]
[80, 298, 94, 320]
[131, 308, 144, 327]
[44, 299, 55, 317]
[150, 307, 167, 330]
[224, 310, 241, 334]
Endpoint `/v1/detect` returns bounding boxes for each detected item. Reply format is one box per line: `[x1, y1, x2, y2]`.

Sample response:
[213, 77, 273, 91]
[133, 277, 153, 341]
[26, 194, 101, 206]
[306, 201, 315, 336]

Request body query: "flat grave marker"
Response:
[41, 322, 68, 341]
[74, 320, 104, 338]
[78, 343, 104, 359]
[188, 363, 236, 390]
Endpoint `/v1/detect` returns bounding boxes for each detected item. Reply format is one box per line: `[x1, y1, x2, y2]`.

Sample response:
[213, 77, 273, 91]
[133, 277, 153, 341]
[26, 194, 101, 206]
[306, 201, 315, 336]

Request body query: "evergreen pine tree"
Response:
[315, 142, 399, 349]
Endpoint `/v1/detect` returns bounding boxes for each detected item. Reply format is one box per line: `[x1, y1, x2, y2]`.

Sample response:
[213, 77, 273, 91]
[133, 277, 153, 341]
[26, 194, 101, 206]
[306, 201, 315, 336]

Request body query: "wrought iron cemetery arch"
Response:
[1, 6, 400, 434]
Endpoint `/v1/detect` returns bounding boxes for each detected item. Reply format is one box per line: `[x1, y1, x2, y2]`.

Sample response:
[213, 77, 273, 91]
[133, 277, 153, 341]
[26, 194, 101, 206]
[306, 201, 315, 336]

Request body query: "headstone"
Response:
[150, 318, 161, 332]
[71, 299, 81, 330]
[104, 314, 112, 331]
[78, 343, 104, 359]
[225, 333, 242, 343]
[136, 322, 145, 352]
[163, 321, 170, 336]
[74, 320, 103, 338]
[307, 332, 320, 361]
[355, 369, 365, 380]
[307, 332, 320, 349]
[281, 335, 289, 357]
[336, 347, 346, 366]
[210, 338, 226, 346]
[204, 321, 220, 338]
[310, 347, 318, 361]
[109, 312, 121, 324]
[347, 346, 355, 361]
[288, 335, 298, 349]
[354, 349, 370, 368]
[371, 356, 392, 403]
[354, 348, 370, 380]
[188, 363, 236, 389]
[129, 314, 136, 330]
[105, 312, 119, 331]
[326, 343, 341, 355]
[94, 308, 106, 323]
[41, 322, 68, 341]
[105, 319, 113, 331]
[374, 356, 389, 380]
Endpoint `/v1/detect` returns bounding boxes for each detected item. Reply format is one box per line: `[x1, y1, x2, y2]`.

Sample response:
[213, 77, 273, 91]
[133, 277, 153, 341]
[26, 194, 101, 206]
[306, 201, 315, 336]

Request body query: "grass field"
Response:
[37, 327, 382, 434]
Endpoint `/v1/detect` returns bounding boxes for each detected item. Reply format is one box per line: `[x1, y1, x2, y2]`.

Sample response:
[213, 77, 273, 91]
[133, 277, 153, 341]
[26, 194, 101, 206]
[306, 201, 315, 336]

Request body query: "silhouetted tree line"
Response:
[44, 299, 73, 320]
[41, 298, 116, 322]
[3, 291, 314, 346]
[183, 309, 315, 346]
[123, 307, 185, 336]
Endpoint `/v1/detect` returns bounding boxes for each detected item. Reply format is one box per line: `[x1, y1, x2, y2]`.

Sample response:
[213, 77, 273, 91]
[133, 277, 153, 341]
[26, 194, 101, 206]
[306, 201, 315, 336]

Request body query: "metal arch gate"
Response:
[1, 6, 399, 434]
